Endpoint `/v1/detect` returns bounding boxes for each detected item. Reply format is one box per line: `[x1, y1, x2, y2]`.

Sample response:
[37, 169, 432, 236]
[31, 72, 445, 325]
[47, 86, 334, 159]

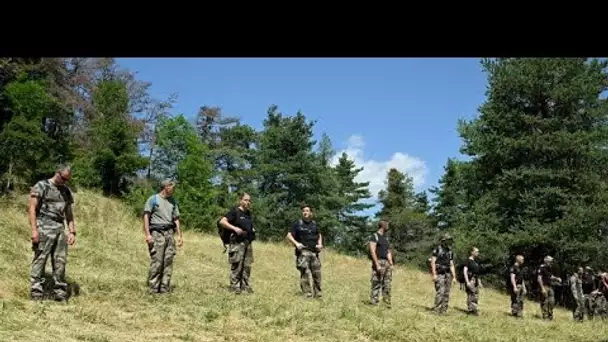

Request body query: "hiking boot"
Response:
[314, 292, 322, 299]
[54, 294, 68, 303]
[30, 292, 43, 301]
[242, 287, 254, 294]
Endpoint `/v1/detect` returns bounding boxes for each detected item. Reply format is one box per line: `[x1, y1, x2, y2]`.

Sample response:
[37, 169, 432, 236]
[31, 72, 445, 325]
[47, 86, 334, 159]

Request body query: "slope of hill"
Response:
[0, 190, 606, 342]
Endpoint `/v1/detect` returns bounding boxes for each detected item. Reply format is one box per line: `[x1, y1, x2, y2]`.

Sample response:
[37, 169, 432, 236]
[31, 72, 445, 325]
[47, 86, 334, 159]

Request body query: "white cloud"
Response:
[331, 135, 428, 200]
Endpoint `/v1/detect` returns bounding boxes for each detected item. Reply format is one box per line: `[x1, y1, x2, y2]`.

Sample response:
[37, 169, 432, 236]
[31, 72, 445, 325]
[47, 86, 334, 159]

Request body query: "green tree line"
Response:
[2, 57, 607, 297]
[0, 58, 435, 262]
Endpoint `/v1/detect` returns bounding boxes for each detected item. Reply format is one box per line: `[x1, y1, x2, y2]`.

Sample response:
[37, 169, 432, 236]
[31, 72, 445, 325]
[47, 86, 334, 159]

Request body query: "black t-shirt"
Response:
[224, 206, 254, 242]
[582, 274, 596, 294]
[509, 264, 524, 285]
[370, 232, 389, 260]
[465, 258, 480, 277]
[291, 219, 320, 250]
[537, 264, 552, 285]
[432, 245, 453, 273]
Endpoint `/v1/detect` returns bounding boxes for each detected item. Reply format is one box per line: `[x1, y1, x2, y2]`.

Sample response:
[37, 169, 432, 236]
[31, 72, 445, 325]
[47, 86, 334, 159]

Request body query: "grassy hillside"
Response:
[0, 190, 606, 342]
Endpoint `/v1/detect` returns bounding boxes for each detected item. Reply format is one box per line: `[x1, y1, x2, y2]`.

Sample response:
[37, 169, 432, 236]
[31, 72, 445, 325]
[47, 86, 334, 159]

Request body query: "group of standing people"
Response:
[26, 165, 608, 323]
[26, 167, 391, 305]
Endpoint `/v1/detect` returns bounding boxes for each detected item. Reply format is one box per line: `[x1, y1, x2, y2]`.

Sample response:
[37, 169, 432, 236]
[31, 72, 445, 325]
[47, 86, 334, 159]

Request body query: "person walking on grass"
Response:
[569, 266, 585, 321]
[286, 204, 323, 299]
[368, 220, 393, 308]
[537, 255, 561, 320]
[29, 165, 76, 302]
[463, 247, 482, 315]
[143, 179, 183, 294]
[430, 233, 456, 314]
[219, 192, 255, 294]
[508, 255, 527, 318]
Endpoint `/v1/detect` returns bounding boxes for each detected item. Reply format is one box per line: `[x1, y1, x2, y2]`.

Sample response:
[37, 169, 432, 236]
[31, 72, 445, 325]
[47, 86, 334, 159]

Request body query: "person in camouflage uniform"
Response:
[286, 204, 323, 299]
[593, 272, 608, 318]
[368, 220, 393, 308]
[536, 255, 561, 320]
[430, 233, 456, 314]
[463, 247, 482, 315]
[219, 193, 255, 294]
[28, 165, 76, 301]
[569, 267, 585, 321]
[508, 255, 527, 317]
[143, 179, 183, 294]
[582, 267, 597, 319]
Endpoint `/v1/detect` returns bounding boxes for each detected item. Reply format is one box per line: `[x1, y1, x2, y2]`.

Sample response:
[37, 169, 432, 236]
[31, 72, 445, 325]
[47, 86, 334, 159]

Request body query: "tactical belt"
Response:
[149, 224, 175, 232]
[437, 266, 451, 274]
[40, 213, 65, 223]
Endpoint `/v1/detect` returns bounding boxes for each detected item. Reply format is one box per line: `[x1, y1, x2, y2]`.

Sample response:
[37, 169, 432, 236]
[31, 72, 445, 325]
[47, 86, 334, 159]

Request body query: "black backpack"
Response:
[456, 262, 466, 283]
[217, 218, 232, 252]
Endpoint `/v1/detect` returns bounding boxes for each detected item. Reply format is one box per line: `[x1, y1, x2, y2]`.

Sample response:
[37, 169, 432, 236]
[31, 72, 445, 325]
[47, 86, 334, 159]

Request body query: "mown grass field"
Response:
[0, 190, 607, 342]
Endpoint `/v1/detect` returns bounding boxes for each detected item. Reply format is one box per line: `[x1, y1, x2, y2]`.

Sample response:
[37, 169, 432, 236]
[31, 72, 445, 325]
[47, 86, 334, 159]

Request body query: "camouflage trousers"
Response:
[147, 230, 176, 293]
[228, 241, 253, 293]
[433, 273, 453, 314]
[540, 287, 555, 320]
[572, 296, 585, 321]
[465, 278, 479, 314]
[370, 259, 392, 306]
[296, 249, 322, 297]
[510, 284, 525, 317]
[30, 227, 68, 300]
[587, 294, 607, 319]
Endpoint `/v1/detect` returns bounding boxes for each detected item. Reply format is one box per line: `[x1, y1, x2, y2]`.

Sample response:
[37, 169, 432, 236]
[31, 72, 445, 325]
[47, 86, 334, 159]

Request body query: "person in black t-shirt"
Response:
[430, 233, 456, 314]
[368, 220, 393, 308]
[286, 204, 323, 299]
[536, 255, 561, 320]
[582, 267, 598, 319]
[219, 193, 255, 294]
[463, 247, 481, 315]
[508, 255, 527, 317]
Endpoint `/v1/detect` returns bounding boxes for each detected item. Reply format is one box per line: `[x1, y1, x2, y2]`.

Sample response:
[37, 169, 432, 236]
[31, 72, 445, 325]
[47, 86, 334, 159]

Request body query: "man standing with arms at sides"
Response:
[368, 220, 393, 308]
[430, 233, 456, 314]
[286, 204, 323, 299]
[29, 165, 76, 302]
[537, 255, 561, 320]
[219, 193, 255, 294]
[508, 255, 527, 317]
[143, 179, 183, 294]
[582, 267, 598, 319]
[463, 247, 481, 315]
[569, 267, 585, 321]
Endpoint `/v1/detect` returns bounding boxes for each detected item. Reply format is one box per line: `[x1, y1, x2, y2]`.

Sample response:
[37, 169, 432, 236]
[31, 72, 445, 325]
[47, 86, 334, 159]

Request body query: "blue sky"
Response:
[117, 58, 488, 205]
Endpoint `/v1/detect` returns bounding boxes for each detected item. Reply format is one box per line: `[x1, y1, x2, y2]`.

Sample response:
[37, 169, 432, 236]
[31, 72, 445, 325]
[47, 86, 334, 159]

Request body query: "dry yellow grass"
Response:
[0, 190, 607, 342]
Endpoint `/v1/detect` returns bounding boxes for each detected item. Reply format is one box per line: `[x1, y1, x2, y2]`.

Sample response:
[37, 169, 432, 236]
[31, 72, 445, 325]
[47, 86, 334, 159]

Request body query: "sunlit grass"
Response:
[0, 190, 606, 341]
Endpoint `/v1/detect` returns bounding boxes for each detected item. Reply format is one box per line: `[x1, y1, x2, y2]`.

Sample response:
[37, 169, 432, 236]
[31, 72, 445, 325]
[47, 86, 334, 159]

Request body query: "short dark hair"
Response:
[56, 164, 72, 174]
[300, 203, 312, 211]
